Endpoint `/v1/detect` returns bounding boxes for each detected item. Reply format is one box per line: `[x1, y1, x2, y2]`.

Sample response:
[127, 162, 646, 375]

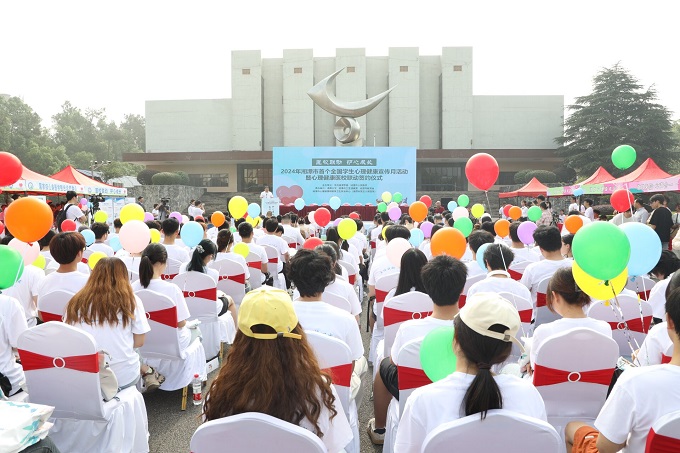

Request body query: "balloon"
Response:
[382, 225, 390, 240]
[476, 243, 492, 271]
[466, 153, 499, 191]
[387, 202, 399, 210]
[565, 215, 584, 234]
[573, 188, 584, 197]
[60, 219, 77, 232]
[333, 218, 342, 227]
[508, 206, 522, 221]
[612, 145, 636, 170]
[620, 222, 662, 277]
[119, 220, 151, 254]
[573, 262, 627, 300]
[181, 215, 189, 224]
[230, 227, 237, 233]
[294, 198, 306, 210]
[0, 152, 23, 186]
[420, 221, 434, 238]
[180, 221, 204, 248]
[247, 203, 261, 218]
[120, 203, 145, 224]
[308, 210, 316, 224]
[388, 206, 401, 221]
[80, 198, 88, 206]
[447, 201, 457, 211]
[453, 217, 474, 238]
[8, 239, 40, 266]
[303, 237, 324, 250]
[610, 189, 635, 213]
[495, 219, 510, 238]
[349, 212, 360, 220]
[169, 211, 182, 222]
[233, 242, 250, 259]
[517, 221, 537, 245]
[329, 196, 341, 210]
[315, 208, 331, 227]
[0, 245, 24, 289]
[431, 228, 466, 259]
[32, 254, 46, 270]
[211, 211, 226, 227]
[502, 204, 512, 217]
[88, 251, 107, 270]
[4, 197, 53, 244]
[338, 218, 358, 239]
[572, 222, 631, 281]
[409, 201, 428, 222]
[81, 229, 95, 246]
[149, 228, 161, 243]
[381, 191, 392, 203]
[409, 228, 424, 247]
[452, 206, 469, 221]
[109, 236, 122, 252]
[377, 202, 387, 213]
[457, 194, 470, 208]
[420, 327, 457, 382]
[0, 221, 3, 235]
[470, 203, 484, 218]
[393, 192, 403, 203]
[142, 212, 154, 222]
[94, 210, 109, 223]
[228, 196, 248, 218]
[527, 205, 541, 222]
[387, 237, 412, 267]
[420, 195, 432, 208]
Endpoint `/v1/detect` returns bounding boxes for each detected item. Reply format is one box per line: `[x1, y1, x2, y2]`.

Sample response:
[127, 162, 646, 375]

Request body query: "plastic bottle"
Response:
[192, 374, 202, 405]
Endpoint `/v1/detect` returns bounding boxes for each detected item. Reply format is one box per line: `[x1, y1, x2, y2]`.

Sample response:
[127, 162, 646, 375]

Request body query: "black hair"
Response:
[384, 225, 410, 243]
[276, 225, 284, 235]
[508, 222, 521, 243]
[265, 218, 278, 233]
[546, 267, 591, 312]
[161, 218, 180, 235]
[650, 250, 680, 280]
[395, 249, 428, 296]
[290, 213, 298, 224]
[315, 243, 342, 276]
[532, 226, 562, 252]
[91, 222, 109, 240]
[379, 212, 390, 223]
[38, 230, 56, 249]
[326, 227, 341, 245]
[287, 249, 334, 297]
[139, 243, 168, 288]
[216, 229, 234, 252]
[635, 198, 644, 206]
[468, 230, 494, 253]
[354, 219, 363, 231]
[113, 218, 123, 229]
[483, 244, 514, 271]
[66, 190, 77, 201]
[584, 198, 593, 206]
[187, 239, 217, 273]
[50, 232, 86, 265]
[421, 255, 467, 306]
[480, 221, 494, 235]
[137, 196, 144, 201]
[238, 221, 253, 238]
[430, 223, 444, 238]
[666, 288, 680, 337]
[650, 194, 665, 204]
[539, 201, 548, 210]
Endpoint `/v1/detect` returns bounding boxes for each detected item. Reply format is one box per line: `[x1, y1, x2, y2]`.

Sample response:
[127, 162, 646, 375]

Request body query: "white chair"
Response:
[646, 409, 680, 452]
[497, 292, 533, 360]
[662, 342, 674, 364]
[532, 328, 618, 438]
[136, 289, 207, 409]
[261, 244, 285, 289]
[535, 276, 560, 327]
[129, 269, 139, 283]
[370, 270, 400, 366]
[459, 273, 485, 308]
[320, 291, 352, 313]
[211, 258, 247, 307]
[37, 290, 75, 322]
[161, 258, 182, 281]
[508, 260, 530, 281]
[383, 291, 434, 356]
[338, 259, 359, 286]
[625, 275, 656, 301]
[190, 412, 326, 453]
[282, 234, 297, 250]
[588, 295, 653, 356]
[81, 249, 92, 265]
[246, 252, 264, 289]
[18, 322, 148, 453]
[422, 410, 562, 453]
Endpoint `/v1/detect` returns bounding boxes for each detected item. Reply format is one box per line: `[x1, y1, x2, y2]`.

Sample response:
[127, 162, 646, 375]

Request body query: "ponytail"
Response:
[216, 229, 234, 253]
[139, 243, 168, 288]
[187, 239, 217, 273]
[139, 256, 153, 288]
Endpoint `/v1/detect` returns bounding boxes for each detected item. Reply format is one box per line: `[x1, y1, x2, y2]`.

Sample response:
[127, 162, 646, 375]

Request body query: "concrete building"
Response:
[127, 47, 564, 194]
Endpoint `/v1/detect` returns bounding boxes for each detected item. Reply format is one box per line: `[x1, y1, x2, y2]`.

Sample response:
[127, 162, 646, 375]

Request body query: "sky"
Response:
[2, 0, 679, 127]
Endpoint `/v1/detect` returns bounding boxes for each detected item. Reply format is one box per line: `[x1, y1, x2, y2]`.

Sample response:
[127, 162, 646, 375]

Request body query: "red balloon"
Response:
[0, 221, 4, 235]
[465, 153, 499, 191]
[61, 219, 77, 232]
[349, 212, 360, 220]
[610, 189, 635, 213]
[303, 237, 324, 250]
[502, 204, 512, 217]
[314, 207, 331, 227]
[420, 195, 432, 208]
[0, 152, 23, 187]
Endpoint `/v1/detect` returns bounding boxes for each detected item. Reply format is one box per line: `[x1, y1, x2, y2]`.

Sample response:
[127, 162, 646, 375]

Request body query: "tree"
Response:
[22, 144, 70, 175]
[101, 162, 144, 181]
[120, 114, 146, 152]
[514, 169, 531, 184]
[556, 64, 677, 178]
[0, 96, 49, 160]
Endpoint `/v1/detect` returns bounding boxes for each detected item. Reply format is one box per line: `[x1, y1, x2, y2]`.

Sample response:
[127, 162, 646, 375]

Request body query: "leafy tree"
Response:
[52, 102, 108, 159]
[102, 162, 144, 180]
[175, 171, 190, 185]
[556, 64, 677, 178]
[553, 166, 577, 184]
[70, 151, 96, 170]
[514, 169, 531, 184]
[120, 114, 146, 152]
[0, 96, 49, 160]
[22, 144, 70, 175]
[137, 169, 159, 185]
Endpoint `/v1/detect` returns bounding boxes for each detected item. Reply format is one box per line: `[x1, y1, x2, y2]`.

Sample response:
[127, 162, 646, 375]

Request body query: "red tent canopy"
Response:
[610, 158, 672, 184]
[50, 165, 126, 196]
[579, 166, 615, 185]
[499, 177, 548, 199]
[1, 165, 79, 194]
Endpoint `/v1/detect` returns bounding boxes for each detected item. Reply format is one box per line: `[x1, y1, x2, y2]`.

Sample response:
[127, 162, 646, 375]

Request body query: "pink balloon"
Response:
[420, 221, 434, 238]
[8, 238, 40, 266]
[169, 212, 182, 222]
[388, 206, 402, 221]
[80, 198, 88, 206]
[386, 238, 412, 267]
[308, 210, 316, 224]
[144, 212, 154, 222]
[333, 218, 342, 227]
[517, 221, 538, 245]
[119, 220, 151, 253]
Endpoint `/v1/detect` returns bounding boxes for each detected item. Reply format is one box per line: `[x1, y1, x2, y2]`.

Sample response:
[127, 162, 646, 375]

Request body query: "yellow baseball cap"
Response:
[238, 287, 302, 340]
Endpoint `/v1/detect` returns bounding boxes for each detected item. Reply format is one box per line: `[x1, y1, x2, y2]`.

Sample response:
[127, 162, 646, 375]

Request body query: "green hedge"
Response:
[151, 172, 183, 185]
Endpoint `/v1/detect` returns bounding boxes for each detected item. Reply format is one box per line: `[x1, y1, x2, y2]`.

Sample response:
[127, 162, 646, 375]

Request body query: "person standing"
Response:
[583, 198, 595, 221]
[260, 185, 274, 199]
[648, 194, 673, 250]
[634, 198, 650, 224]
[136, 196, 146, 212]
[62, 190, 88, 229]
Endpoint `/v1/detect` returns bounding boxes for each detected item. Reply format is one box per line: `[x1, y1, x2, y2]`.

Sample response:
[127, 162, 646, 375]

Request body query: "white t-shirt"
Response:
[64, 203, 86, 228]
[509, 246, 540, 263]
[132, 279, 192, 350]
[243, 241, 268, 279]
[520, 259, 573, 303]
[395, 372, 547, 453]
[391, 317, 454, 364]
[72, 295, 150, 387]
[464, 260, 486, 280]
[368, 254, 397, 286]
[584, 207, 594, 221]
[647, 276, 671, 319]
[568, 203, 585, 213]
[188, 205, 204, 218]
[259, 191, 274, 199]
[36, 270, 90, 300]
[0, 295, 28, 394]
[163, 243, 191, 264]
[120, 256, 142, 276]
[595, 365, 680, 453]
[89, 242, 114, 257]
[466, 275, 532, 302]
[292, 301, 364, 361]
[3, 264, 44, 326]
[636, 322, 673, 366]
[609, 213, 636, 226]
[530, 318, 612, 367]
[634, 207, 650, 224]
[341, 248, 359, 269]
[257, 235, 289, 273]
[179, 263, 219, 285]
[215, 252, 250, 279]
[348, 233, 368, 255]
[282, 224, 304, 247]
[370, 225, 383, 245]
[299, 385, 353, 453]
[325, 279, 362, 316]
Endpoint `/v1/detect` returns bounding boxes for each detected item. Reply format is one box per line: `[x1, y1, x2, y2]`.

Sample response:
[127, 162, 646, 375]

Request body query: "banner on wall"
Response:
[273, 147, 417, 206]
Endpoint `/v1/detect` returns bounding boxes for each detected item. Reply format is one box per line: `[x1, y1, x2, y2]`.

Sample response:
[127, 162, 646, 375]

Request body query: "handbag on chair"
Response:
[99, 351, 119, 401]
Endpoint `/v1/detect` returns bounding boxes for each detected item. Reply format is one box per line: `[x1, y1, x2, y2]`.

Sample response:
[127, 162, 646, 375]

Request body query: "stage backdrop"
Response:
[273, 147, 416, 206]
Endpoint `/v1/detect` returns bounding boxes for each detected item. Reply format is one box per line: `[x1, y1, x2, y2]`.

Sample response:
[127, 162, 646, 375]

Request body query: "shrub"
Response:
[554, 166, 577, 184]
[151, 172, 182, 185]
[137, 168, 159, 185]
[175, 171, 190, 185]
[525, 170, 557, 184]
[514, 169, 531, 184]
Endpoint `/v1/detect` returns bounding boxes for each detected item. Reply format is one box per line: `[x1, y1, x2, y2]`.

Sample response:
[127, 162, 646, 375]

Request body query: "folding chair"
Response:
[662, 342, 674, 364]
[370, 270, 400, 366]
[459, 273, 485, 309]
[508, 259, 530, 281]
[246, 252, 264, 289]
[282, 234, 297, 250]
[383, 291, 434, 357]
[161, 258, 182, 281]
[625, 275, 656, 301]
[210, 258, 247, 307]
[535, 276, 560, 327]
[588, 295, 653, 356]
[321, 291, 352, 313]
[646, 409, 680, 452]
[261, 244, 285, 289]
[497, 291, 532, 361]
[37, 290, 75, 322]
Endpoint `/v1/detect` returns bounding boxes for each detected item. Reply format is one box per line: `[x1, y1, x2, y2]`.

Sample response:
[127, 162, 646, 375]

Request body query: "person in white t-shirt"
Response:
[259, 186, 274, 199]
[61, 190, 88, 230]
[568, 196, 585, 214]
[2, 261, 44, 327]
[465, 230, 495, 281]
[215, 229, 250, 281]
[313, 244, 362, 320]
[161, 218, 191, 264]
[609, 209, 635, 226]
[395, 293, 547, 453]
[370, 213, 388, 253]
[187, 200, 204, 219]
[633, 198, 650, 224]
[0, 294, 28, 397]
[583, 198, 595, 221]
[648, 252, 680, 321]
[467, 244, 532, 302]
[89, 222, 115, 257]
[202, 287, 353, 453]
[368, 224, 410, 300]
[257, 219, 290, 289]
[238, 221, 269, 283]
[508, 221, 540, 264]
[281, 214, 304, 248]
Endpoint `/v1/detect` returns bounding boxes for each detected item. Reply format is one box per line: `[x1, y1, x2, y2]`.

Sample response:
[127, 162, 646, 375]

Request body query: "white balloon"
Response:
[181, 215, 189, 224]
[452, 206, 469, 220]
[386, 237, 412, 268]
[387, 202, 399, 210]
[308, 210, 316, 224]
[8, 238, 40, 266]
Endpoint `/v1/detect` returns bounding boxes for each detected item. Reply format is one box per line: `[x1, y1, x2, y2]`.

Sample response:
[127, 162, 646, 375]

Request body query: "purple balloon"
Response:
[144, 212, 154, 222]
[518, 221, 538, 245]
[169, 211, 182, 222]
[388, 206, 401, 221]
[420, 221, 434, 238]
[333, 218, 342, 227]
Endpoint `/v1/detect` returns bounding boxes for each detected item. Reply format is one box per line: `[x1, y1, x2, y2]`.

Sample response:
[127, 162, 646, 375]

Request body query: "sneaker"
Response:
[142, 367, 163, 393]
[366, 418, 385, 445]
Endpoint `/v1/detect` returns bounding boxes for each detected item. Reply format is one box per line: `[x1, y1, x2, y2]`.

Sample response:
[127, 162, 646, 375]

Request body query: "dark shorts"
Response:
[379, 357, 399, 400]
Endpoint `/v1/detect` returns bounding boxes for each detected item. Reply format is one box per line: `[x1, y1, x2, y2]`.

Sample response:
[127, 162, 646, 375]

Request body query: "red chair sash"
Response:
[536, 292, 547, 308]
[147, 306, 178, 328]
[18, 349, 99, 373]
[508, 269, 523, 281]
[607, 316, 652, 333]
[370, 241, 376, 249]
[532, 364, 614, 387]
[268, 257, 278, 264]
[375, 289, 389, 303]
[323, 363, 352, 387]
[458, 294, 467, 308]
[518, 309, 533, 324]
[39, 311, 63, 322]
[383, 307, 433, 327]
[398, 366, 432, 390]
[288, 243, 297, 249]
[638, 290, 651, 301]
[645, 428, 680, 453]
[161, 273, 178, 281]
[218, 273, 246, 284]
[182, 288, 217, 301]
[662, 354, 672, 364]
[348, 274, 356, 285]
[247, 261, 262, 270]
[81, 258, 88, 264]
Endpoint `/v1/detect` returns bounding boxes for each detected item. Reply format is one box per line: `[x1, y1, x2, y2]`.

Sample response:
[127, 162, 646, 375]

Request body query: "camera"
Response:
[89, 193, 105, 212]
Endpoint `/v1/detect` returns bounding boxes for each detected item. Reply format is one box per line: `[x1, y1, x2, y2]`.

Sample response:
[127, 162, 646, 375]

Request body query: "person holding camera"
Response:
[157, 199, 170, 221]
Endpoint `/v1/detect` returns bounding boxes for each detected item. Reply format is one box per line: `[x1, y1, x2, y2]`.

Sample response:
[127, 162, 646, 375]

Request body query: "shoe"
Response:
[366, 418, 385, 445]
[142, 367, 163, 393]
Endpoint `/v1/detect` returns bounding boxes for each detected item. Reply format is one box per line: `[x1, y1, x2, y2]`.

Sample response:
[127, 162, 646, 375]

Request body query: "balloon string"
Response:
[610, 291, 641, 364]
[484, 191, 492, 220]
[624, 182, 634, 217]
[497, 245, 528, 340]
[636, 276, 650, 365]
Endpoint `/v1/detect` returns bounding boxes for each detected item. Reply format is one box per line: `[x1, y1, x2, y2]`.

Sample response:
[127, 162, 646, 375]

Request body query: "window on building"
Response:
[346, 66, 355, 73]
[400, 66, 408, 72]
[497, 172, 516, 186]
[188, 174, 229, 188]
[238, 165, 272, 192]
[294, 67, 302, 74]
[242, 68, 251, 75]
[416, 163, 465, 192]
[453, 65, 463, 72]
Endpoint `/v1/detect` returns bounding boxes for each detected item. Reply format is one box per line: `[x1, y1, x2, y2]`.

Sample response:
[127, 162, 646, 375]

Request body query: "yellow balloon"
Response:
[88, 251, 107, 270]
[150, 228, 161, 243]
[471, 203, 485, 219]
[233, 242, 250, 259]
[338, 218, 357, 240]
[381, 191, 392, 203]
[120, 203, 145, 224]
[32, 254, 46, 269]
[228, 196, 248, 219]
[572, 262, 627, 300]
[382, 224, 390, 240]
[94, 210, 108, 223]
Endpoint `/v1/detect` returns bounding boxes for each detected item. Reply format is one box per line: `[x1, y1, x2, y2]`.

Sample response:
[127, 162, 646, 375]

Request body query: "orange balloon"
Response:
[409, 201, 428, 223]
[211, 211, 226, 227]
[494, 219, 510, 238]
[565, 215, 584, 234]
[4, 197, 54, 244]
[508, 206, 522, 220]
[430, 228, 466, 259]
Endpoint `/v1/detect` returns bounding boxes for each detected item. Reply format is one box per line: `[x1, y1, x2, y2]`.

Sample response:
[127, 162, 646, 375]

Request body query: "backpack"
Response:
[55, 203, 75, 231]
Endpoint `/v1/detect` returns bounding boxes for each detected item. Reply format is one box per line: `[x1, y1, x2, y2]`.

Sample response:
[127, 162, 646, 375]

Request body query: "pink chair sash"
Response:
[146, 306, 178, 328]
[18, 349, 99, 373]
[218, 273, 246, 284]
[247, 261, 262, 270]
[532, 364, 614, 387]
[398, 366, 432, 390]
[182, 288, 217, 301]
[38, 311, 63, 322]
[323, 363, 352, 387]
[645, 428, 680, 453]
[607, 316, 652, 333]
[161, 273, 178, 281]
[383, 307, 433, 327]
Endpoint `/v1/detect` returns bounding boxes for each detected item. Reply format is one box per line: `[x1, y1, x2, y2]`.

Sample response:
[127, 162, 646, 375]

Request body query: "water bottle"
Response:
[192, 374, 202, 406]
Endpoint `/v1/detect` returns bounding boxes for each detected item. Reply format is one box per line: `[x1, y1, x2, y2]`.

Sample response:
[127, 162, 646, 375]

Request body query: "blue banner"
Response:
[273, 147, 416, 206]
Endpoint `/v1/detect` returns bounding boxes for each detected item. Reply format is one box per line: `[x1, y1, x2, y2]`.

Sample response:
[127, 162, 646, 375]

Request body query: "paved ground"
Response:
[145, 293, 383, 452]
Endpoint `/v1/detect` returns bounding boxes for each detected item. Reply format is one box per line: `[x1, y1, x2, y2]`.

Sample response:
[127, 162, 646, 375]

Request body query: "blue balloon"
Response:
[409, 228, 425, 247]
[180, 221, 204, 248]
[573, 188, 584, 196]
[620, 222, 662, 277]
[294, 198, 306, 211]
[476, 243, 492, 271]
[81, 229, 95, 246]
[447, 200, 457, 211]
[109, 236, 122, 252]
[329, 196, 341, 210]
[247, 203, 261, 217]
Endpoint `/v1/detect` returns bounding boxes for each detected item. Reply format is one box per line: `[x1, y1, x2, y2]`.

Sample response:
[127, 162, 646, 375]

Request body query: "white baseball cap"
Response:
[458, 293, 524, 352]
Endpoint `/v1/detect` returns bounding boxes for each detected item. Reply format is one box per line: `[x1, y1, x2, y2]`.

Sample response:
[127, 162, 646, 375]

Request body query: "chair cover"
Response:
[161, 258, 182, 282]
[626, 275, 655, 301]
[508, 260, 530, 281]
[588, 295, 653, 357]
[261, 244, 285, 290]
[646, 409, 680, 453]
[37, 290, 75, 323]
[497, 292, 532, 361]
[370, 270, 400, 367]
[535, 276, 560, 328]
[459, 273, 485, 308]
[211, 258, 247, 307]
[246, 252, 263, 289]
[320, 291, 352, 313]
[383, 292, 434, 356]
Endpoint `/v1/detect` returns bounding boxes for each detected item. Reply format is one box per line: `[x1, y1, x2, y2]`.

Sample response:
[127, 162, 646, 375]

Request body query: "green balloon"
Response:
[612, 145, 636, 170]
[527, 205, 542, 222]
[377, 202, 387, 213]
[230, 227, 237, 233]
[420, 326, 457, 382]
[393, 192, 403, 203]
[0, 245, 24, 290]
[453, 217, 473, 237]
[572, 222, 631, 281]
[457, 194, 470, 208]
